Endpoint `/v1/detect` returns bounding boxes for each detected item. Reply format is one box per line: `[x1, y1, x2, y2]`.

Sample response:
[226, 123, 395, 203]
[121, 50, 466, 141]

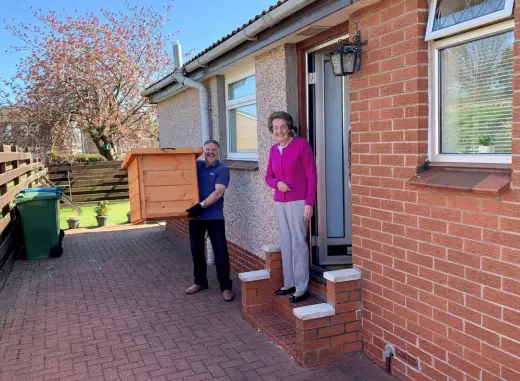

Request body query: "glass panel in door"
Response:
[310, 48, 352, 267]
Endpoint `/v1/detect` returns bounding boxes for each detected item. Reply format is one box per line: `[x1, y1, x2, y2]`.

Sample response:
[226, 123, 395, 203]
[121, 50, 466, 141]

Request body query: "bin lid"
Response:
[121, 147, 203, 169]
[14, 191, 62, 204]
[20, 186, 65, 194]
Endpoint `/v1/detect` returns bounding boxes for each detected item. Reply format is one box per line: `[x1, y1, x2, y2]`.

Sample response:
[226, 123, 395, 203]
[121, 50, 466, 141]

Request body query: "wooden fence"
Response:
[48, 161, 128, 204]
[0, 145, 46, 290]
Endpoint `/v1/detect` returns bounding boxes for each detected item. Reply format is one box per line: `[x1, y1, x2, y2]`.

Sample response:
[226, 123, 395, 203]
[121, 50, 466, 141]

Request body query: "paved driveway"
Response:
[0, 224, 395, 381]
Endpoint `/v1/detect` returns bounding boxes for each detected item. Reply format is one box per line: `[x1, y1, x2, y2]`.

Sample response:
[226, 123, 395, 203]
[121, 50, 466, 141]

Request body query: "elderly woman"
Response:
[265, 111, 317, 303]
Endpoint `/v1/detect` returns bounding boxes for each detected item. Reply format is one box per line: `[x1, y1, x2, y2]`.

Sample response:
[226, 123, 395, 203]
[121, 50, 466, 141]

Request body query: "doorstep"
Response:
[239, 246, 363, 367]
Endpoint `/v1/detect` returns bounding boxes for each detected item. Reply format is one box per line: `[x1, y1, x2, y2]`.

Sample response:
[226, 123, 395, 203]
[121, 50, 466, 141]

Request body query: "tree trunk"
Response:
[89, 132, 114, 160]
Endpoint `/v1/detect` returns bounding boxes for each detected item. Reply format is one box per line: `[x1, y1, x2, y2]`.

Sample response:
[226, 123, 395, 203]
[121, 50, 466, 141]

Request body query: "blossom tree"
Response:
[2, 3, 173, 159]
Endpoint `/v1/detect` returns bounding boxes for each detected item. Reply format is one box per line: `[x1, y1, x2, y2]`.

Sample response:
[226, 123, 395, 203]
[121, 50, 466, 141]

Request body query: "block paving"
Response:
[0, 224, 396, 380]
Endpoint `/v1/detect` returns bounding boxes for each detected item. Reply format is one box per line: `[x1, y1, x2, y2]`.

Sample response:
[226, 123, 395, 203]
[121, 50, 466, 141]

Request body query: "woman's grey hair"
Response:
[268, 111, 296, 135]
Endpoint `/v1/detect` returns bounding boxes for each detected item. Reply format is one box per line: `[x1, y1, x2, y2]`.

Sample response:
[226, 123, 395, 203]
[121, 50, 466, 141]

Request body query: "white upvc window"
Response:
[225, 73, 258, 161]
[425, 0, 514, 41]
[429, 19, 514, 164]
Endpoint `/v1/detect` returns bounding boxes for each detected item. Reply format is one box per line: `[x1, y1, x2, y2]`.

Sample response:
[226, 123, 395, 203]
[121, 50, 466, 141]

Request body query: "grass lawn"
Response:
[60, 200, 130, 230]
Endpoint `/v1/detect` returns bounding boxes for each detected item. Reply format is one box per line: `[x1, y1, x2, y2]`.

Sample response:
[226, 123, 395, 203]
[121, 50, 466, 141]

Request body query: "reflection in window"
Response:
[226, 74, 257, 160]
[229, 105, 257, 153]
[440, 30, 513, 154]
[433, 0, 506, 31]
[228, 76, 256, 100]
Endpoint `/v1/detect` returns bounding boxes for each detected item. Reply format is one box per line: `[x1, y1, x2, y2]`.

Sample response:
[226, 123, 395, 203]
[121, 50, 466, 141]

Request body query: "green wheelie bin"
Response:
[14, 191, 65, 259]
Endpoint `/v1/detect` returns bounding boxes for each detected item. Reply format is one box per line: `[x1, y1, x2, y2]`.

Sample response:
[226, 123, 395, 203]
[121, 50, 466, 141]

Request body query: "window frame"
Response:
[425, 0, 514, 41]
[224, 71, 258, 161]
[429, 19, 514, 165]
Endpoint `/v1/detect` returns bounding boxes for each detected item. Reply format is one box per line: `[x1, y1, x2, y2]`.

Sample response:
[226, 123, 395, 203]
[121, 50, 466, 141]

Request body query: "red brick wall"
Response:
[513, 2, 520, 190]
[166, 220, 265, 273]
[349, 0, 520, 380]
[227, 241, 265, 273]
[166, 220, 190, 241]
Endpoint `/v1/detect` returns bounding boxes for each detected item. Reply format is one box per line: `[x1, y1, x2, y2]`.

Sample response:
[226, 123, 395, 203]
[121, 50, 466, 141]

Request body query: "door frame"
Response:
[295, 21, 352, 273]
[296, 21, 350, 139]
[313, 49, 352, 266]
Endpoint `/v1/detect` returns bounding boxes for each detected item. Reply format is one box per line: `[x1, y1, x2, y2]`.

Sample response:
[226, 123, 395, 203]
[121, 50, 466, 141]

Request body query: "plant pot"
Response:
[478, 145, 495, 153]
[126, 212, 131, 223]
[66, 217, 80, 229]
[96, 216, 109, 227]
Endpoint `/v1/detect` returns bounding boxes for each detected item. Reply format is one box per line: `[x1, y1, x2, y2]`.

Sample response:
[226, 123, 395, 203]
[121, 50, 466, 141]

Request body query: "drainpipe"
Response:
[384, 344, 395, 374]
[170, 42, 214, 265]
[170, 72, 210, 146]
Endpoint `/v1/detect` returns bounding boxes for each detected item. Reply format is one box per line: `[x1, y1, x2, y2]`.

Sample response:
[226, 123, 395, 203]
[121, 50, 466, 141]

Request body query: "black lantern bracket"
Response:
[347, 29, 368, 72]
[329, 25, 368, 76]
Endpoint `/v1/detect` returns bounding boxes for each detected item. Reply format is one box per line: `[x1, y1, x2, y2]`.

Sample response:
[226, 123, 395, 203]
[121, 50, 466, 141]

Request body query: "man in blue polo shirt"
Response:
[185, 139, 233, 302]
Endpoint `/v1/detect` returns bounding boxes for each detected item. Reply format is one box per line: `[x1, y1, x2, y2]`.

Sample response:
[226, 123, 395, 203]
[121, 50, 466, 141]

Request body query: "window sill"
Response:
[427, 162, 511, 170]
[407, 163, 511, 194]
[223, 159, 259, 171]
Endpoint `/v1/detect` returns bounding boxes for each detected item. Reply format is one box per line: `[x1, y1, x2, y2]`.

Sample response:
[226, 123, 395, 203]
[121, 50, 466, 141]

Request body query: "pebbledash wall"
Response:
[347, 0, 520, 380]
[158, 45, 298, 274]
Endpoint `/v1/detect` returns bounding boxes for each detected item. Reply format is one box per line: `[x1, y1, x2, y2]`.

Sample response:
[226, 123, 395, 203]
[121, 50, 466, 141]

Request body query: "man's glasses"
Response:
[204, 139, 220, 147]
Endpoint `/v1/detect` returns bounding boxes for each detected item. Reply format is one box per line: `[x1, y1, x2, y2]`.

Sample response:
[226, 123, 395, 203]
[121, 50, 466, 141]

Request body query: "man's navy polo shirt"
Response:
[197, 160, 230, 220]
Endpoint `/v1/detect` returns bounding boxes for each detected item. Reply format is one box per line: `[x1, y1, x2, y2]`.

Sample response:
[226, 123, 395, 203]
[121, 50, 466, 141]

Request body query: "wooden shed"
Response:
[121, 147, 203, 224]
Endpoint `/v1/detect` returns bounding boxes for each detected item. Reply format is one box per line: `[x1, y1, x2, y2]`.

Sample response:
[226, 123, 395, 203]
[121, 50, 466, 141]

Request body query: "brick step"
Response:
[240, 255, 363, 368]
[273, 291, 326, 325]
[246, 309, 300, 360]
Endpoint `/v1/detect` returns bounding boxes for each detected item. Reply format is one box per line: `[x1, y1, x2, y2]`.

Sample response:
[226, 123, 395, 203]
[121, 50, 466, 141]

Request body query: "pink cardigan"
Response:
[265, 137, 317, 206]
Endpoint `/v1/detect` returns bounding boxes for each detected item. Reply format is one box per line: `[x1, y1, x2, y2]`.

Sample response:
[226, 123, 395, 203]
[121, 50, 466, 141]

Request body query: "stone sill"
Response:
[323, 268, 362, 283]
[223, 159, 258, 171]
[239, 269, 270, 282]
[408, 164, 511, 194]
[293, 303, 335, 320]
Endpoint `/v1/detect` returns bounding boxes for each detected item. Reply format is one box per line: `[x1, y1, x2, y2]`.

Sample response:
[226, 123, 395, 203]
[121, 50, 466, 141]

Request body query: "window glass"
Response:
[440, 30, 513, 154]
[228, 104, 258, 154]
[228, 76, 255, 100]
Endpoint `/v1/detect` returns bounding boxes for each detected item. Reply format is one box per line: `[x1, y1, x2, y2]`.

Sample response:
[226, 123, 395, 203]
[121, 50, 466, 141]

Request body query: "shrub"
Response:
[93, 200, 109, 217]
[48, 151, 106, 165]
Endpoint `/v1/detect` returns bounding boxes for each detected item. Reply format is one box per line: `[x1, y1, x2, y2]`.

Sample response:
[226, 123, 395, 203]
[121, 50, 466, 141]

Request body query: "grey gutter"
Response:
[148, 0, 354, 104]
[143, 0, 316, 98]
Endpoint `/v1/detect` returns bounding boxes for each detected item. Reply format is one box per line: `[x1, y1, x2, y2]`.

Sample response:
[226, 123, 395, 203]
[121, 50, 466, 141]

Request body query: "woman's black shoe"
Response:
[275, 287, 296, 296]
[289, 291, 310, 303]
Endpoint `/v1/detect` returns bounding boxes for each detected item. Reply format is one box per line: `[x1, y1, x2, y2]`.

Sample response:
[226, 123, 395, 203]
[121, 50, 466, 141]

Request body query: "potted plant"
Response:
[126, 211, 131, 223]
[66, 210, 81, 229]
[94, 200, 109, 227]
[478, 136, 495, 153]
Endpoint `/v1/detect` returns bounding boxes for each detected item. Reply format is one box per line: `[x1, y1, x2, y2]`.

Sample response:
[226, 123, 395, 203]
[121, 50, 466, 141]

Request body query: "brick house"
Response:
[144, 0, 520, 379]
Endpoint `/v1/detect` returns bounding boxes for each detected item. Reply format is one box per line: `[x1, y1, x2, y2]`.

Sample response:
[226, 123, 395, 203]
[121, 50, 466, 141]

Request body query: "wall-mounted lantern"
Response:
[329, 30, 368, 76]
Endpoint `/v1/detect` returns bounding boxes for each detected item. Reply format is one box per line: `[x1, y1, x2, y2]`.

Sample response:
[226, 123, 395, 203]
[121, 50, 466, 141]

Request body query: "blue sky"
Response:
[0, 0, 276, 89]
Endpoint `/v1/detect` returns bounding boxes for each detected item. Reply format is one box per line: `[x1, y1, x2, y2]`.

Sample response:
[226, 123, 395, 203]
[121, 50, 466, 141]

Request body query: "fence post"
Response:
[67, 170, 73, 201]
[0, 146, 8, 219]
[24, 147, 33, 189]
